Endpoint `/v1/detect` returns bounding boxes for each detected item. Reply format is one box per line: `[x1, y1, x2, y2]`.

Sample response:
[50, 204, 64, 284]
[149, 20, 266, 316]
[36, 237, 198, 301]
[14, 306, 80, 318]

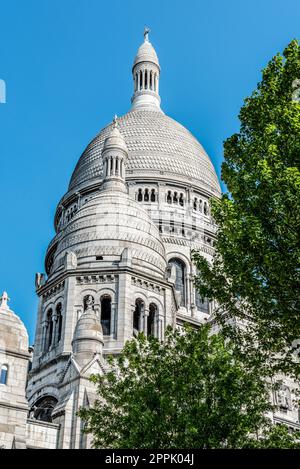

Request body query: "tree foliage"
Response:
[193, 40, 300, 375]
[79, 326, 300, 449]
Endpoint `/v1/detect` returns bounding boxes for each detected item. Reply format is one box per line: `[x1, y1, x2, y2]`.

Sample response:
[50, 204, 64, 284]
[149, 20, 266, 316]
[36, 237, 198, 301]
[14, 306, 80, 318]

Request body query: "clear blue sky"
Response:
[0, 0, 299, 343]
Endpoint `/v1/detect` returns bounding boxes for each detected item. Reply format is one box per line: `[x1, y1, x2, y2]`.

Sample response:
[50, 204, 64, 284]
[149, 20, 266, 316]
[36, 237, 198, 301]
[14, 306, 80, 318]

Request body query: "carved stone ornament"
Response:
[276, 384, 292, 410]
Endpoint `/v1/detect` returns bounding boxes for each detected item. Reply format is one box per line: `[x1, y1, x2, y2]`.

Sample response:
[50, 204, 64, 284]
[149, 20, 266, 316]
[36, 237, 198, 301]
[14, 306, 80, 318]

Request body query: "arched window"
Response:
[193, 198, 197, 210]
[56, 303, 63, 343]
[133, 299, 144, 332]
[199, 199, 203, 212]
[151, 189, 156, 202]
[179, 194, 184, 207]
[137, 189, 143, 202]
[45, 309, 53, 351]
[168, 258, 186, 306]
[101, 295, 111, 336]
[0, 365, 8, 385]
[203, 202, 208, 215]
[167, 191, 172, 204]
[31, 396, 58, 423]
[147, 304, 157, 337]
[144, 188, 149, 202]
[173, 192, 178, 204]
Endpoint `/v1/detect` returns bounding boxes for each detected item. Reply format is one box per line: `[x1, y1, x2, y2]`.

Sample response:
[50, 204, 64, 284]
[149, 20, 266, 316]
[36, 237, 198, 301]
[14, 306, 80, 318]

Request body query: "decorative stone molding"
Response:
[76, 275, 116, 285]
[131, 276, 164, 294]
[42, 281, 65, 301]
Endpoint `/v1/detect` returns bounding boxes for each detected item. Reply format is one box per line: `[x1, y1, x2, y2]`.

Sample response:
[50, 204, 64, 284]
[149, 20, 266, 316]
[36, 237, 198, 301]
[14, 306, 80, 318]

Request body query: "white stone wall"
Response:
[26, 420, 59, 449]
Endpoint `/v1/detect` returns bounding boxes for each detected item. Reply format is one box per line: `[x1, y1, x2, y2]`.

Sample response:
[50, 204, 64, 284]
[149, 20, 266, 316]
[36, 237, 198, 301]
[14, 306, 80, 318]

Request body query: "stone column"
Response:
[137, 71, 140, 91]
[143, 307, 149, 335]
[51, 314, 57, 349]
[111, 302, 117, 338]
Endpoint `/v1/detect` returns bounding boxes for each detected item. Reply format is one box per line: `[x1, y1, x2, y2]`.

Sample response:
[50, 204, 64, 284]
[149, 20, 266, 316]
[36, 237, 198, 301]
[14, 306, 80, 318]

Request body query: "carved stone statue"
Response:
[84, 295, 94, 312]
[276, 385, 291, 410]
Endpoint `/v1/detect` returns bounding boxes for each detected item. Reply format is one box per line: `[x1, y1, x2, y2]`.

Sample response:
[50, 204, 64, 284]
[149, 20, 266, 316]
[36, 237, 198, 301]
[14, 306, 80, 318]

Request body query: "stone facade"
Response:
[0, 31, 299, 449]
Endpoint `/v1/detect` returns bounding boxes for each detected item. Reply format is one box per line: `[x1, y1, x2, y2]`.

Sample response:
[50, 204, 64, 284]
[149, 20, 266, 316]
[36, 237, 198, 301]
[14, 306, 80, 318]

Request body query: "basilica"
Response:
[0, 31, 299, 449]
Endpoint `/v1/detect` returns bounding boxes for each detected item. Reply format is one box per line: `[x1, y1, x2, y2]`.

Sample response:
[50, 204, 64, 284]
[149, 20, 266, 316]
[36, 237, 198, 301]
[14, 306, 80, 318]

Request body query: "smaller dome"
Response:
[133, 38, 160, 69]
[0, 292, 29, 354]
[103, 122, 128, 154]
[72, 307, 103, 357]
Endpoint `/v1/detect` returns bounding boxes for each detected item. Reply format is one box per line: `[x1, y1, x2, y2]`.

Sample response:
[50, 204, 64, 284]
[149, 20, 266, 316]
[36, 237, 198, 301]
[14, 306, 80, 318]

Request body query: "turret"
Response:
[101, 116, 128, 192]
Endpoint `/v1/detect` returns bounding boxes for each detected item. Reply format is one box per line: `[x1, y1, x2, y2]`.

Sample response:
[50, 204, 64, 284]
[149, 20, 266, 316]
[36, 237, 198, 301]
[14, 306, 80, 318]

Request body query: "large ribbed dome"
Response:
[69, 109, 221, 195]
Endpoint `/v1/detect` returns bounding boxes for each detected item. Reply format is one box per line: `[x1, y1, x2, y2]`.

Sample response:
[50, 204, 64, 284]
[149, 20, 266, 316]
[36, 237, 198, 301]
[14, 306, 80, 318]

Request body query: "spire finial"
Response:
[144, 27, 150, 42]
[0, 291, 10, 309]
[113, 114, 118, 129]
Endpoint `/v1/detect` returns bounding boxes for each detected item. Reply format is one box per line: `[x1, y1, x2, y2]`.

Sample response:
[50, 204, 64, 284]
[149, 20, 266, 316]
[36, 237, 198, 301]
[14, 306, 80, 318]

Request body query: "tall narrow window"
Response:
[151, 189, 156, 202]
[101, 296, 112, 335]
[140, 70, 143, 90]
[147, 304, 157, 337]
[203, 202, 208, 215]
[168, 258, 186, 306]
[144, 188, 149, 202]
[138, 189, 143, 202]
[133, 299, 144, 332]
[167, 191, 172, 204]
[173, 192, 178, 204]
[46, 309, 53, 351]
[0, 365, 8, 385]
[56, 303, 63, 343]
[179, 194, 184, 206]
[193, 198, 197, 210]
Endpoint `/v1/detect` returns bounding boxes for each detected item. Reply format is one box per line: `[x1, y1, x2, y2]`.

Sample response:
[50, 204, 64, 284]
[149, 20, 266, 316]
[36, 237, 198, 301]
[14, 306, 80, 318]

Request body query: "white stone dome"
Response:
[49, 189, 167, 278]
[0, 293, 29, 354]
[133, 39, 160, 68]
[69, 109, 221, 196]
[72, 309, 103, 352]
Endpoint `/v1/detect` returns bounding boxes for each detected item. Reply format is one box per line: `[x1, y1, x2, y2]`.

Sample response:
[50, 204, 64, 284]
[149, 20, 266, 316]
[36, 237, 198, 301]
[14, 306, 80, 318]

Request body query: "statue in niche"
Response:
[276, 385, 291, 410]
[84, 295, 94, 312]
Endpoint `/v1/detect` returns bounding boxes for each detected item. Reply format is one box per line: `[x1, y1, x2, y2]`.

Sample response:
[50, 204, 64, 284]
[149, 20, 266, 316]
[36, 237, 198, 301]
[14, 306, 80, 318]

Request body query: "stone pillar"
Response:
[111, 302, 117, 338]
[144, 308, 149, 335]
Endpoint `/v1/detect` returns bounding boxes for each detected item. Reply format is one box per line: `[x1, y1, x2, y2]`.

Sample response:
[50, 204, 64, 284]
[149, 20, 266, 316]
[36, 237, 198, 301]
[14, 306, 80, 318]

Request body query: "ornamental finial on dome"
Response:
[0, 291, 10, 310]
[144, 26, 150, 42]
[113, 114, 118, 128]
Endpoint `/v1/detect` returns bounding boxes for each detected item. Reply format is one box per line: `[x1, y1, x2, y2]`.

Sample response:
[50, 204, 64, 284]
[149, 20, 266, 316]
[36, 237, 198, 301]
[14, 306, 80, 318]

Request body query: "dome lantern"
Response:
[131, 28, 161, 111]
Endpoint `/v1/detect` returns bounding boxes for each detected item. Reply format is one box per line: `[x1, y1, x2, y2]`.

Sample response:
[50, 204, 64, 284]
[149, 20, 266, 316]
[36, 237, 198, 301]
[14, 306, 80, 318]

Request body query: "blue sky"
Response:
[0, 0, 299, 342]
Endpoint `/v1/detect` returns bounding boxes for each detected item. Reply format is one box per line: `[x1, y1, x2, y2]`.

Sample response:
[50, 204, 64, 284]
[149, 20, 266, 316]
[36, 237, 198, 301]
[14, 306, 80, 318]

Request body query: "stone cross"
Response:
[0, 291, 10, 309]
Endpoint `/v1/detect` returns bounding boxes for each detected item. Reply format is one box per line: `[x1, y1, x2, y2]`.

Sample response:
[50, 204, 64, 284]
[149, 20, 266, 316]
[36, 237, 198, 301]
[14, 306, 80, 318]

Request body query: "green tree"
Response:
[79, 326, 300, 449]
[193, 40, 300, 375]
